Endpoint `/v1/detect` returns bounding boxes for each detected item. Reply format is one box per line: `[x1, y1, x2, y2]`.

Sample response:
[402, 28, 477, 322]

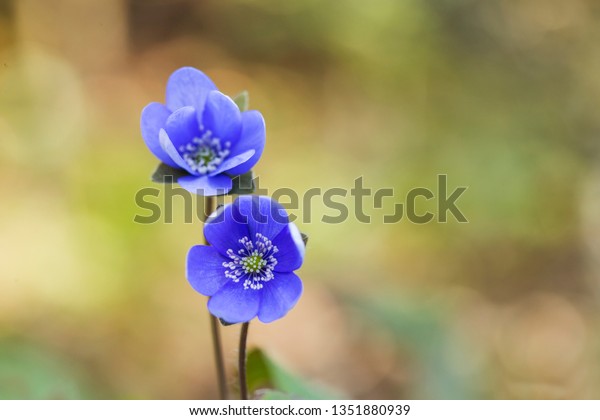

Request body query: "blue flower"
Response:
[187, 196, 305, 324]
[140, 67, 266, 196]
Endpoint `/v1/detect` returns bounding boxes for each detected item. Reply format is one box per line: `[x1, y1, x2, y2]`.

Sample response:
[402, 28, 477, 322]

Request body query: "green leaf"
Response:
[228, 171, 255, 195]
[233, 90, 249, 112]
[246, 348, 342, 400]
[151, 163, 254, 196]
[254, 389, 294, 400]
[218, 318, 236, 327]
[301, 233, 309, 246]
[151, 162, 188, 183]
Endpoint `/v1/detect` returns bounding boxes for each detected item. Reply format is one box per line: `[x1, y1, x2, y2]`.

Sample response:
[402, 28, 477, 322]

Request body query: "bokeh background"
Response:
[1, 0, 600, 399]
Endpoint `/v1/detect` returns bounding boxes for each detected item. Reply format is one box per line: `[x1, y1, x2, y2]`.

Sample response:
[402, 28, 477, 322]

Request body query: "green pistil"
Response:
[241, 254, 266, 273]
[193, 146, 216, 165]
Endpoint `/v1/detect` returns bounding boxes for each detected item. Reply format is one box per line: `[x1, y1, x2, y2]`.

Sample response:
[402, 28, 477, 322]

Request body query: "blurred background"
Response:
[1, 0, 600, 399]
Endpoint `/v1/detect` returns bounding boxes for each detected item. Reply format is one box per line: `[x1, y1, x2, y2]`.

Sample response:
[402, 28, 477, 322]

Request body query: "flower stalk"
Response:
[203, 196, 228, 400]
[238, 322, 250, 400]
[209, 314, 228, 399]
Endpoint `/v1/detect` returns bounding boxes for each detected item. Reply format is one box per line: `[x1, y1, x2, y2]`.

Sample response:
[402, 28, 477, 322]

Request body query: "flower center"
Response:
[223, 233, 279, 290]
[242, 254, 267, 273]
[179, 129, 230, 175]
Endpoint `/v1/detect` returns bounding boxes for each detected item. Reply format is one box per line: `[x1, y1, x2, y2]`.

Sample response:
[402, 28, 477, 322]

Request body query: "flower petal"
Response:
[159, 129, 194, 172]
[207, 281, 260, 324]
[204, 203, 251, 256]
[178, 173, 233, 196]
[166, 67, 217, 112]
[272, 223, 305, 272]
[140, 102, 177, 167]
[226, 111, 266, 176]
[164, 106, 200, 150]
[257, 272, 303, 323]
[186, 245, 229, 296]
[235, 195, 289, 240]
[202, 91, 242, 143]
[211, 149, 255, 176]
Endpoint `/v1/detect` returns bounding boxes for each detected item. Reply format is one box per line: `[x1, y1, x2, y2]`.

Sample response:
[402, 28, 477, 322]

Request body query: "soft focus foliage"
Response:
[1, 0, 600, 399]
[247, 349, 340, 400]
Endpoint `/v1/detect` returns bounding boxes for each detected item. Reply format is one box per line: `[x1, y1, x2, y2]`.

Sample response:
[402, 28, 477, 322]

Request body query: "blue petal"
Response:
[178, 173, 233, 196]
[207, 281, 260, 324]
[272, 223, 305, 272]
[166, 67, 217, 113]
[234, 196, 289, 240]
[186, 245, 229, 296]
[164, 106, 200, 150]
[202, 91, 242, 143]
[227, 111, 266, 176]
[212, 150, 255, 176]
[204, 203, 251, 256]
[159, 129, 194, 172]
[140, 102, 177, 167]
[257, 272, 303, 323]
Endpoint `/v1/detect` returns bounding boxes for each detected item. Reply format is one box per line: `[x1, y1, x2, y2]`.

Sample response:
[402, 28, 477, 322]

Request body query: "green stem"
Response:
[203, 196, 228, 400]
[239, 322, 250, 400]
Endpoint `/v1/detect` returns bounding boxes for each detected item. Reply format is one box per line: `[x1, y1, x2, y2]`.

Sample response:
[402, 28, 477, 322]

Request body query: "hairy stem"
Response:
[210, 313, 228, 400]
[239, 322, 250, 400]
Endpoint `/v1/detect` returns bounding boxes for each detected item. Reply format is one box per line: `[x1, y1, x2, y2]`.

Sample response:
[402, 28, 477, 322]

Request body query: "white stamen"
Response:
[181, 129, 230, 175]
[222, 233, 279, 290]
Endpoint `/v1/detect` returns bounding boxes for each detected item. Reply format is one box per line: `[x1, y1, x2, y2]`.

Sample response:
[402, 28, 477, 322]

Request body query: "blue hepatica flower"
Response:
[187, 196, 305, 324]
[140, 67, 265, 195]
